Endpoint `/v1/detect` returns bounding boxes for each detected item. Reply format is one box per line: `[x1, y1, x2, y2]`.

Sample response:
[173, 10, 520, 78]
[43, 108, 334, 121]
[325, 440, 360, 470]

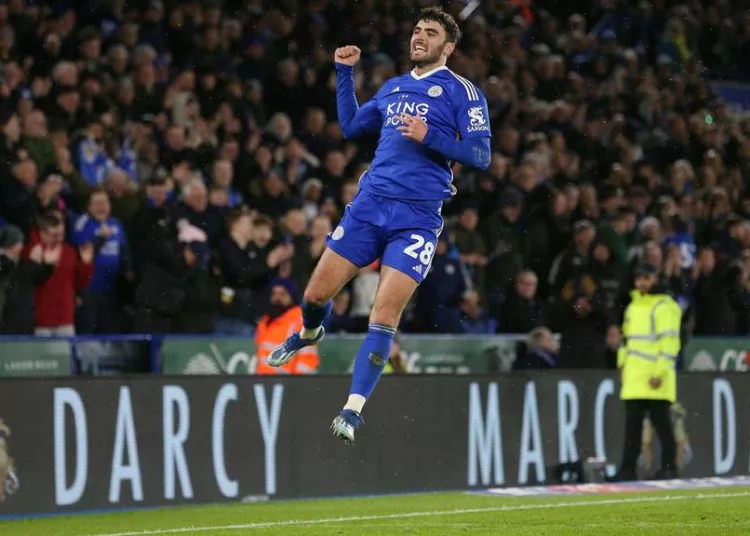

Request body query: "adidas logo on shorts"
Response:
[412, 265, 422, 274]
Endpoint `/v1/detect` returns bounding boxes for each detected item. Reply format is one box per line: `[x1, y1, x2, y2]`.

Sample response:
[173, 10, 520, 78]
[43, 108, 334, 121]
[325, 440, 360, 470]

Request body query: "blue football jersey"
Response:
[343, 66, 491, 202]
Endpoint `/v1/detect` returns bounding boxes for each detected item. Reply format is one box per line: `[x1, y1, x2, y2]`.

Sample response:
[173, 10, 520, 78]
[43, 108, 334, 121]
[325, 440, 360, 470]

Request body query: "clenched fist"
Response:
[334, 46, 361, 67]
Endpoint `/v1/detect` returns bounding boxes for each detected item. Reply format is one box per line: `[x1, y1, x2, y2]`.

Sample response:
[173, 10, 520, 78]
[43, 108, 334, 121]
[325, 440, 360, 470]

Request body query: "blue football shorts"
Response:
[326, 189, 444, 284]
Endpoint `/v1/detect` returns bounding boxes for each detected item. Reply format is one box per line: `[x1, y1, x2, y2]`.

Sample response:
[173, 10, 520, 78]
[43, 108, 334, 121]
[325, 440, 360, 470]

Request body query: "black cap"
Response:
[146, 175, 167, 186]
[500, 188, 524, 208]
[78, 26, 100, 44]
[635, 263, 658, 276]
[0, 225, 24, 250]
[80, 69, 102, 84]
[461, 199, 479, 212]
[629, 185, 649, 198]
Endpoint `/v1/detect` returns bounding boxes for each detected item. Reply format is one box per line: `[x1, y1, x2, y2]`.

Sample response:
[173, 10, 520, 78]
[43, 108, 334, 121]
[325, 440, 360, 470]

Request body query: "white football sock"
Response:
[300, 326, 322, 340]
[343, 394, 366, 414]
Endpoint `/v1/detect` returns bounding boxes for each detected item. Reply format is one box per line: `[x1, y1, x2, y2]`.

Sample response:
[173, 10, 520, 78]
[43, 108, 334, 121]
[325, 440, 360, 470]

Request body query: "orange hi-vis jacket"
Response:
[255, 306, 320, 375]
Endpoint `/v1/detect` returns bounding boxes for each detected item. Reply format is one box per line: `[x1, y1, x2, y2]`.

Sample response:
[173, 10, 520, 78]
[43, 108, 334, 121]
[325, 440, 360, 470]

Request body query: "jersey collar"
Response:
[410, 65, 448, 80]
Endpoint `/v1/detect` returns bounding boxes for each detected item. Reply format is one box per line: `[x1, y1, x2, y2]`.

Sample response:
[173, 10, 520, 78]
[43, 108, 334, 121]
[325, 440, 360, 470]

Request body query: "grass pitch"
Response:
[2, 488, 749, 535]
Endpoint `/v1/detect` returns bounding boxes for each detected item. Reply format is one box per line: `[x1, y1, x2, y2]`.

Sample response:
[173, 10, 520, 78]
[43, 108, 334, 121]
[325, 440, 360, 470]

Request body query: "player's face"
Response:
[410, 20, 454, 68]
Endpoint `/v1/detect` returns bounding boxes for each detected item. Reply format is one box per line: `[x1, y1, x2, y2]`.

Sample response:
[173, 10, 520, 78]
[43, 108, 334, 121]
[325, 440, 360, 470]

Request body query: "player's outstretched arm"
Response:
[334, 46, 382, 139]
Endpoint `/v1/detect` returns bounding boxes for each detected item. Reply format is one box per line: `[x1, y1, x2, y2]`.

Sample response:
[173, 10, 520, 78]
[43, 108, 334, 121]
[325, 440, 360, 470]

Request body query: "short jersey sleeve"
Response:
[454, 83, 492, 140]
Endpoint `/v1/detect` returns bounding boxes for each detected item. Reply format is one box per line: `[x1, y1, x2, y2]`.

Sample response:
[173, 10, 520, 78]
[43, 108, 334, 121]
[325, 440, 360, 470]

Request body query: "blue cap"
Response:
[270, 277, 297, 301]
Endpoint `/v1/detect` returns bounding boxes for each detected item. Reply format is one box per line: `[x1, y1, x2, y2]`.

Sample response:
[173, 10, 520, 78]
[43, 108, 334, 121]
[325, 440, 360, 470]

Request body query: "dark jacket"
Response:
[0, 178, 37, 237]
[513, 348, 558, 370]
[589, 257, 625, 322]
[548, 247, 590, 301]
[413, 254, 468, 333]
[497, 290, 546, 334]
[216, 235, 275, 324]
[174, 266, 221, 334]
[133, 210, 188, 316]
[453, 225, 488, 293]
[0, 255, 53, 334]
[480, 212, 523, 294]
[549, 300, 611, 369]
[693, 268, 736, 335]
[524, 211, 572, 299]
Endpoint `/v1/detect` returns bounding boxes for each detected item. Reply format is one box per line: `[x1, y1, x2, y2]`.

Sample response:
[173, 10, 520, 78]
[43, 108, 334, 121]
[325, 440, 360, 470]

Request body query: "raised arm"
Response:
[334, 46, 382, 139]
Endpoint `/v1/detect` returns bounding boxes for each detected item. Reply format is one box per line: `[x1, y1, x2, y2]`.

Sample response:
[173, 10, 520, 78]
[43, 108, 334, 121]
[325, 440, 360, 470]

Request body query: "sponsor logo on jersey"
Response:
[331, 226, 345, 240]
[385, 101, 430, 127]
[428, 85, 443, 97]
[466, 106, 490, 133]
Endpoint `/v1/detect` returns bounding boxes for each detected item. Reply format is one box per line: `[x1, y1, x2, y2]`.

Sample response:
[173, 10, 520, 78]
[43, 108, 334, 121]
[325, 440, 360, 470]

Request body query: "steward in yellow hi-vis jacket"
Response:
[615, 263, 682, 482]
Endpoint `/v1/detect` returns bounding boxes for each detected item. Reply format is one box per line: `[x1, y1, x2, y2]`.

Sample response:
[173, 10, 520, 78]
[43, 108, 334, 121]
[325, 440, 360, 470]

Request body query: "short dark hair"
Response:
[88, 186, 109, 203]
[613, 206, 637, 221]
[226, 208, 251, 231]
[253, 214, 273, 229]
[38, 210, 64, 230]
[417, 7, 461, 44]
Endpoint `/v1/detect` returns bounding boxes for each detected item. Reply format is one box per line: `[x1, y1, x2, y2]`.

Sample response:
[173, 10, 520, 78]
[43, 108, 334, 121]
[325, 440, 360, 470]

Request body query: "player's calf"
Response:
[331, 267, 416, 442]
[269, 251, 360, 368]
[330, 322, 396, 443]
[300, 297, 331, 340]
[268, 290, 331, 368]
[298, 248, 360, 341]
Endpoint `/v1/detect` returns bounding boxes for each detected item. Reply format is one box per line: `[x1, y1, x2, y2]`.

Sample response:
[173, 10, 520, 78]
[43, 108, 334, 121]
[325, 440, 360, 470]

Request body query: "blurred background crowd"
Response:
[1, 0, 750, 369]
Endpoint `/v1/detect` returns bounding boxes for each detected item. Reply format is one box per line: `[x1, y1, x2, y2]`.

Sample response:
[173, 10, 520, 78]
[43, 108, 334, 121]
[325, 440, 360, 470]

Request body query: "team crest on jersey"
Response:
[332, 225, 345, 241]
[83, 143, 97, 163]
[428, 85, 443, 97]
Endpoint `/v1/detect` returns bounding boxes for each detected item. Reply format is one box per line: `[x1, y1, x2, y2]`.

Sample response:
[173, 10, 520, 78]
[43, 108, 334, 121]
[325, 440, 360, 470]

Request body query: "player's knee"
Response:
[303, 287, 329, 308]
[369, 302, 401, 328]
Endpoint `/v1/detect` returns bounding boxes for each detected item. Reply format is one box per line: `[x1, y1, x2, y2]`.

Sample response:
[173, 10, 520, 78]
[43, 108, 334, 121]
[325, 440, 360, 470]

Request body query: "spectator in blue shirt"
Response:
[211, 159, 243, 209]
[117, 133, 138, 181]
[459, 290, 494, 334]
[77, 118, 115, 185]
[72, 188, 132, 333]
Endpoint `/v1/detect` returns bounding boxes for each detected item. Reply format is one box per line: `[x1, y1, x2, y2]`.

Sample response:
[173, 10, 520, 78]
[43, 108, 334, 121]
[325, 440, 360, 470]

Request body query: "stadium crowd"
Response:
[1, 0, 750, 369]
